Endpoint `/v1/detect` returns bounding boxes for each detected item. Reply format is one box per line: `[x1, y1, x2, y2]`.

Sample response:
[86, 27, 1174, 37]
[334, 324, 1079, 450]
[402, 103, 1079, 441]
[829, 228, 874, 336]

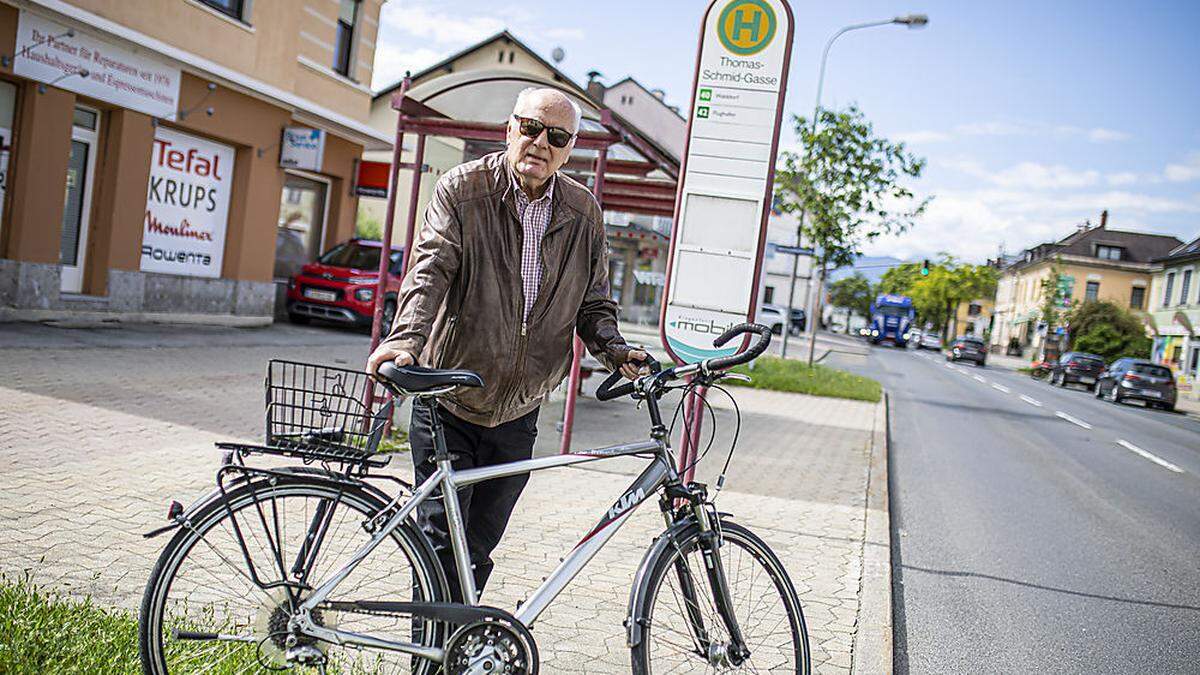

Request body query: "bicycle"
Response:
[138, 323, 810, 674]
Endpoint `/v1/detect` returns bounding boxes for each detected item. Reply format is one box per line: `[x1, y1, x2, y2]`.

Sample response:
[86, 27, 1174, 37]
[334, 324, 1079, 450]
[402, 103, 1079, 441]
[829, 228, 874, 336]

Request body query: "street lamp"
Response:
[779, 13, 929, 359]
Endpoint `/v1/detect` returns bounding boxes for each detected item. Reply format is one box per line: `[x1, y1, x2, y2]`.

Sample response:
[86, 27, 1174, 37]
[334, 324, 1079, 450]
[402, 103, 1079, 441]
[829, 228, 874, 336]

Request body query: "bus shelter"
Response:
[368, 70, 679, 452]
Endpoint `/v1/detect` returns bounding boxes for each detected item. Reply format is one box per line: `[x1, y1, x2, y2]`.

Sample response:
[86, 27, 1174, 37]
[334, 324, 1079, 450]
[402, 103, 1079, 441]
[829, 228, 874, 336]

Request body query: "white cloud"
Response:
[861, 185, 1199, 263]
[1106, 172, 1140, 186]
[371, 45, 444, 90]
[990, 162, 1100, 190]
[893, 121, 1133, 147]
[380, 4, 506, 45]
[1086, 128, 1131, 143]
[895, 130, 952, 144]
[1165, 152, 1200, 182]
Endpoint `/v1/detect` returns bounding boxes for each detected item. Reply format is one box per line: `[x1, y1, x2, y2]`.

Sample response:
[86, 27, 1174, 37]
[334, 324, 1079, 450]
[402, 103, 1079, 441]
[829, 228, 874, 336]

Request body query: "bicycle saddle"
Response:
[377, 363, 484, 393]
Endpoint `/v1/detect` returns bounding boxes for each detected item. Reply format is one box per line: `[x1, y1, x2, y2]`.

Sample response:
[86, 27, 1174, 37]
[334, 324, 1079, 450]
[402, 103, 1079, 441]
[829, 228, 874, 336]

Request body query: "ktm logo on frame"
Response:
[717, 0, 777, 56]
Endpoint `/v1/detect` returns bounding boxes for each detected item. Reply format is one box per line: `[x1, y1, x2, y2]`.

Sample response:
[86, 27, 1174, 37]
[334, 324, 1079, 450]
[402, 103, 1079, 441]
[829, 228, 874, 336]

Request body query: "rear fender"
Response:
[142, 466, 390, 539]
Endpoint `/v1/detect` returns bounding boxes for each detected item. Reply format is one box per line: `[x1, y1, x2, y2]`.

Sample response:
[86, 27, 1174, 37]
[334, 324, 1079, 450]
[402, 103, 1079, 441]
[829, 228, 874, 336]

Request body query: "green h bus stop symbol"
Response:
[717, 0, 777, 56]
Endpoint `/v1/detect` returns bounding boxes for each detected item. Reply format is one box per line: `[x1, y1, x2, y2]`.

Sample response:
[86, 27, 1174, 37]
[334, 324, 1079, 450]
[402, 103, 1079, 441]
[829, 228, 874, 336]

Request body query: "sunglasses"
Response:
[512, 115, 575, 148]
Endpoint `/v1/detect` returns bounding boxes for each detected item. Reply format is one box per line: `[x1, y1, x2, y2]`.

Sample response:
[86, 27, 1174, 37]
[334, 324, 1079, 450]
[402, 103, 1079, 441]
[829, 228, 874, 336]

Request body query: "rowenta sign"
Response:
[141, 127, 235, 278]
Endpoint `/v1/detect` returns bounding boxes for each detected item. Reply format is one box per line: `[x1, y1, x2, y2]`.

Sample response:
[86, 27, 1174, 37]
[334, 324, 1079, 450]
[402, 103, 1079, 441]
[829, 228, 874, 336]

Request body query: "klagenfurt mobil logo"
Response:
[717, 0, 777, 56]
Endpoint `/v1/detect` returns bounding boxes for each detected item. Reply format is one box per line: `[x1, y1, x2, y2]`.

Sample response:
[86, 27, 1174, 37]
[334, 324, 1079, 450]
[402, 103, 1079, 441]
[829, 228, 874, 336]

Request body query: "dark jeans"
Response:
[409, 402, 539, 603]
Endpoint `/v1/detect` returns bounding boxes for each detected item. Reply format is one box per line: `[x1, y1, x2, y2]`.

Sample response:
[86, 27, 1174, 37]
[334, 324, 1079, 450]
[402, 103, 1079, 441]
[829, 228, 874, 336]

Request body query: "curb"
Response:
[851, 392, 893, 674]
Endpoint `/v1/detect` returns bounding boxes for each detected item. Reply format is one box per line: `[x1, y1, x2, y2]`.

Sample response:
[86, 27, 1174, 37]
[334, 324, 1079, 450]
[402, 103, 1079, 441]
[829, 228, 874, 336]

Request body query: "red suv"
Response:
[286, 239, 404, 329]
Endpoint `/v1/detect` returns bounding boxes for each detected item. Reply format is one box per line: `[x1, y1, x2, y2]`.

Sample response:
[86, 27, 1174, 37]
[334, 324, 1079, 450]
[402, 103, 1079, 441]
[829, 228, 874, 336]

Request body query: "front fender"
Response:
[625, 512, 734, 648]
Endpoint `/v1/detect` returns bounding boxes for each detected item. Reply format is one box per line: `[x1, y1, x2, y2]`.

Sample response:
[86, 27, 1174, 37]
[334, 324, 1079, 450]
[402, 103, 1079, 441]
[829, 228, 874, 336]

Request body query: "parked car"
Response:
[1048, 351, 1106, 390]
[756, 303, 806, 335]
[917, 331, 943, 351]
[946, 336, 987, 366]
[1094, 358, 1177, 411]
[286, 239, 404, 329]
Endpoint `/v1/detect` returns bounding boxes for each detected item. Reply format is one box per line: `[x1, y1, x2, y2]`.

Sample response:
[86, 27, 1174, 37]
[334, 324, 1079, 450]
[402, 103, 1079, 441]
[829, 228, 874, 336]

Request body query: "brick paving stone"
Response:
[0, 324, 884, 673]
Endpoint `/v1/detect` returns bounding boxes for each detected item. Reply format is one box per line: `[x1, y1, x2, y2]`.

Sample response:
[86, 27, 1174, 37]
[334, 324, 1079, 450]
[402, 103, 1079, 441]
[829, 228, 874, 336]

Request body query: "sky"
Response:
[372, 0, 1200, 263]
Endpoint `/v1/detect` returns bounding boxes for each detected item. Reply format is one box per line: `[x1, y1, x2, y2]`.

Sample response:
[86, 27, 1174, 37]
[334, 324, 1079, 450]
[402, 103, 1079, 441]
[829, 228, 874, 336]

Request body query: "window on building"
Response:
[1085, 281, 1100, 302]
[1181, 269, 1193, 306]
[1164, 272, 1175, 308]
[763, 286, 775, 304]
[1095, 245, 1124, 261]
[968, 303, 981, 316]
[333, 0, 359, 76]
[1130, 286, 1145, 310]
[197, 0, 244, 19]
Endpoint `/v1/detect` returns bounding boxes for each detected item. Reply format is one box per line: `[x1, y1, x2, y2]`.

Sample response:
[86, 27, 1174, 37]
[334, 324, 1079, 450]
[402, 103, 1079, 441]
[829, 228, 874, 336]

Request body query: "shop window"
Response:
[275, 173, 329, 280]
[333, 0, 360, 76]
[198, 0, 245, 20]
[1129, 286, 1145, 310]
[1085, 281, 1099, 302]
[1181, 270, 1193, 306]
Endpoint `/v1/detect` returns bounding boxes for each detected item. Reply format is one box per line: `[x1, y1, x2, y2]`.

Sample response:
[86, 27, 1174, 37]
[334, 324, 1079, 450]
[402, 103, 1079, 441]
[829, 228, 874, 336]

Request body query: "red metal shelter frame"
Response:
[368, 76, 679, 453]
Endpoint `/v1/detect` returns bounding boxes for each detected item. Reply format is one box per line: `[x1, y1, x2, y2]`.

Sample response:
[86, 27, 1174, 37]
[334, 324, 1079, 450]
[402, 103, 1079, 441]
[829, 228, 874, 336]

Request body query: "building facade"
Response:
[0, 0, 387, 324]
[1148, 235, 1200, 399]
[952, 297, 993, 339]
[989, 214, 1181, 357]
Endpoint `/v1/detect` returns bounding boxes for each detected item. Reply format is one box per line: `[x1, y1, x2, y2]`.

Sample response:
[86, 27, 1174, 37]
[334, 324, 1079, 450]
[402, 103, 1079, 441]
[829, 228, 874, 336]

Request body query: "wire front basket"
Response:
[256, 359, 394, 467]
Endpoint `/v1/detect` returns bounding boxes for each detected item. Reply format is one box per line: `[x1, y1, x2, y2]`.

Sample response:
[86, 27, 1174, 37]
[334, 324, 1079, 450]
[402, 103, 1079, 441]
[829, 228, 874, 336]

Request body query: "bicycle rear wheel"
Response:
[139, 472, 446, 674]
[630, 519, 809, 674]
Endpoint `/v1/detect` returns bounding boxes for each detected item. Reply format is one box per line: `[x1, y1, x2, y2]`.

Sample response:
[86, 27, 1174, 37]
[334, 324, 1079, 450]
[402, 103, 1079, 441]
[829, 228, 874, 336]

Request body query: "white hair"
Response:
[513, 87, 583, 133]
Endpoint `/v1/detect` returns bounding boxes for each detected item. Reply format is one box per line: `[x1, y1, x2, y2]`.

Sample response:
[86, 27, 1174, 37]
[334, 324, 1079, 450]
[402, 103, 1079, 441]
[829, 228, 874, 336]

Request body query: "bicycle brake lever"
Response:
[720, 373, 751, 383]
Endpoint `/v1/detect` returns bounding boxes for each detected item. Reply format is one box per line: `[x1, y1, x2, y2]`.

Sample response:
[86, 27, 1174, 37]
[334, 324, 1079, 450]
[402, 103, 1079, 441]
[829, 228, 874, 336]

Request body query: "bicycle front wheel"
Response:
[630, 518, 810, 674]
[139, 471, 446, 674]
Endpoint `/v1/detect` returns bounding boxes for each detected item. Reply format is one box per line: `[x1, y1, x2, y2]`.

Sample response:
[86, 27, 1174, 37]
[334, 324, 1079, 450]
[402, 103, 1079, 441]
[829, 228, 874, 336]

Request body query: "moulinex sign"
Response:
[141, 127, 234, 278]
[13, 12, 180, 119]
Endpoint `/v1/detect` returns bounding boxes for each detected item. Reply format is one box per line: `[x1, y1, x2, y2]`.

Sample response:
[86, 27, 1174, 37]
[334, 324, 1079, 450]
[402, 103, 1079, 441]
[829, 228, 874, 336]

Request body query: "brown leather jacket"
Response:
[381, 152, 633, 427]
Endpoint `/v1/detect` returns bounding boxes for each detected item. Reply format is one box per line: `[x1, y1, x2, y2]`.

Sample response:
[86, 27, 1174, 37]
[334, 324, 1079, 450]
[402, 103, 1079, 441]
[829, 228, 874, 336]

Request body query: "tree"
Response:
[1039, 258, 1070, 332]
[880, 255, 997, 334]
[1066, 300, 1152, 362]
[356, 209, 384, 240]
[774, 104, 929, 362]
[827, 273, 874, 334]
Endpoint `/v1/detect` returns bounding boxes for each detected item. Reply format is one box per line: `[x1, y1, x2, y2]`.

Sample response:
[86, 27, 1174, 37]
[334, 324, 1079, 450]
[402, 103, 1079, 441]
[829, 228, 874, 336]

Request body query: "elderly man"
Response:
[367, 88, 647, 601]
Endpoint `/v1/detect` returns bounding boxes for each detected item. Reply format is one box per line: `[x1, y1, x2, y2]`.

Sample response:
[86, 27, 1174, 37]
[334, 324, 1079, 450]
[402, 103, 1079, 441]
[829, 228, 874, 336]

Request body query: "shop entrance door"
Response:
[275, 172, 329, 281]
[60, 106, 100, 293]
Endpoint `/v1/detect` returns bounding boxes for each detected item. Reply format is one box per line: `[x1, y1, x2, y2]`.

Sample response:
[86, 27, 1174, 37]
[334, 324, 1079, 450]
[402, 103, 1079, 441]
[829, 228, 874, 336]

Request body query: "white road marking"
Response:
[1019, 395, 1043, 407]
[1117, 439, 1184, 473]
[973, 375, 987, 383]
[992, 383, 1012, 394]
[944, 362, 954, 369]
[1054, 411, 1093, 430]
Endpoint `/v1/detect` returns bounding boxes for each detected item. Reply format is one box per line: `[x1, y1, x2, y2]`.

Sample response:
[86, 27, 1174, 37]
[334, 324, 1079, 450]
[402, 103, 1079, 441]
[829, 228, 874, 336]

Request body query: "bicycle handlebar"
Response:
[595, 352, 661, 402]
[594, 323, 773, 402]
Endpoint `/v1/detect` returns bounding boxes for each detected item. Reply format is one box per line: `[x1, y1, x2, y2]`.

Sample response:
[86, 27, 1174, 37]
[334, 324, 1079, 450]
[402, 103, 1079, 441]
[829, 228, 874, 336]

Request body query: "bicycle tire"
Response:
[139, 472, 448, 674]
[629, 518, 810, 674]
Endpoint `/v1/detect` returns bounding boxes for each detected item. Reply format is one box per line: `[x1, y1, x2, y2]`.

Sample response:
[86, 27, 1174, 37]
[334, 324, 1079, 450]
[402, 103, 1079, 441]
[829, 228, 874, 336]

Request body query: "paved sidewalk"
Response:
[0, 322, 888, 673]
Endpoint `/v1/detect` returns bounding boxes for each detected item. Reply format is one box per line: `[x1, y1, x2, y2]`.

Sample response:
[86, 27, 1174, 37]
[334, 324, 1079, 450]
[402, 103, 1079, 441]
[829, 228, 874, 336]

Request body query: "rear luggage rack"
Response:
[216, 360, 396, 469]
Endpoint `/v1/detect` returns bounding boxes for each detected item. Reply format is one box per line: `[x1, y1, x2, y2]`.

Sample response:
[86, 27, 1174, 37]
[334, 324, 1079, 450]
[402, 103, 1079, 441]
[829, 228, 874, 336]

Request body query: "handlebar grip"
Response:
[595, 351, 659, 402]
[707, 323, 772, 371]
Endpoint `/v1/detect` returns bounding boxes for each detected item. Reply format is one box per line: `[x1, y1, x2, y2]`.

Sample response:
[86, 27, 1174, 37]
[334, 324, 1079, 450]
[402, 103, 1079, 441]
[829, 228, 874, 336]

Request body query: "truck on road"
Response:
[868, 294, 915, 347]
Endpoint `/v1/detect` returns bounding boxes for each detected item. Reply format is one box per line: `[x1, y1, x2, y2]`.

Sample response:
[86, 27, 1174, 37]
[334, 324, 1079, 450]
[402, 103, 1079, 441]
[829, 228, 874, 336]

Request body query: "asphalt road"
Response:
[828, 343, 1200, 674]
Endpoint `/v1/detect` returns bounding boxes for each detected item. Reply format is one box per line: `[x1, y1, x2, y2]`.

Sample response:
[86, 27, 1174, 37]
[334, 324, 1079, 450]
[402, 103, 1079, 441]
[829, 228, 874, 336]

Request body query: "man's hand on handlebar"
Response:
[366, 343, 414, 376]
[620, 349, 651, 380]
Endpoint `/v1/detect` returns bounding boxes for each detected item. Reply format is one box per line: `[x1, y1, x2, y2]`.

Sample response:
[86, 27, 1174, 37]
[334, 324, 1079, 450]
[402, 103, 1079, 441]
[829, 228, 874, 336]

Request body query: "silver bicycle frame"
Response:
[295, 436, 672, 663]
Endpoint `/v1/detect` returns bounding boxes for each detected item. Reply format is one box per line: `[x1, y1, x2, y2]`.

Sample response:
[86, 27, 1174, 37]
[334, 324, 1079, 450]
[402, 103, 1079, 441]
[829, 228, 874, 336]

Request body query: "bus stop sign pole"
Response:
[661, 0, 794, 480]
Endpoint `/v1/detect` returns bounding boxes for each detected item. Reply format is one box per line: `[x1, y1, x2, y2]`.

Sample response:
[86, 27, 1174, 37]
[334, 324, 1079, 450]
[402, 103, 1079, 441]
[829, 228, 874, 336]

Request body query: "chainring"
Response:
[444, 617, 539, 675]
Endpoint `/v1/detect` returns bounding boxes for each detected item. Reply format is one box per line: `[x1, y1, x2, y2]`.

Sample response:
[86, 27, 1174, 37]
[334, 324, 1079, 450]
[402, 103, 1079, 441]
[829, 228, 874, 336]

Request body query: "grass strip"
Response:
[729, 355, 882, 402]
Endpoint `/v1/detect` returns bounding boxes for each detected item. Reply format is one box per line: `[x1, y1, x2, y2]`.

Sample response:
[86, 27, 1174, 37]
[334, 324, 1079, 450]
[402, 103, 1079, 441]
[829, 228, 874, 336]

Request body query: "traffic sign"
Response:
[660, 0, 794, 364]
